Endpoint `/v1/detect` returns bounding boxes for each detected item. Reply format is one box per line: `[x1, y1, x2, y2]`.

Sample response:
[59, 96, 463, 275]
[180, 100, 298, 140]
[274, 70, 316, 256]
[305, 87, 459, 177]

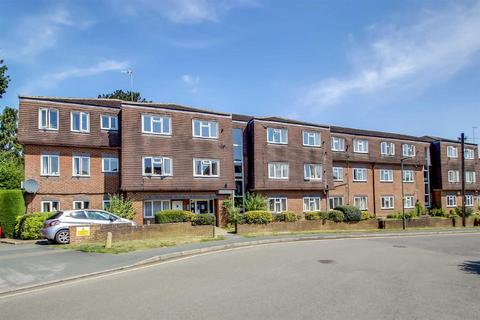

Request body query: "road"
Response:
[1, 233, 479, 320]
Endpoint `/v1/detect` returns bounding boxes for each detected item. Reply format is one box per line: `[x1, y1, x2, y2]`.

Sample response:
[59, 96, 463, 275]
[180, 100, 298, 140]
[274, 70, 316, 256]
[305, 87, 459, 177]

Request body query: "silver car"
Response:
[41, 209, 136, 244]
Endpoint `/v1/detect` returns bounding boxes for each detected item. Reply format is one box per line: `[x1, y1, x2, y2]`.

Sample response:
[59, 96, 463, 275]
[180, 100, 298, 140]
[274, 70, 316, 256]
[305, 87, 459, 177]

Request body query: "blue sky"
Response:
[1, 0, 480, 142]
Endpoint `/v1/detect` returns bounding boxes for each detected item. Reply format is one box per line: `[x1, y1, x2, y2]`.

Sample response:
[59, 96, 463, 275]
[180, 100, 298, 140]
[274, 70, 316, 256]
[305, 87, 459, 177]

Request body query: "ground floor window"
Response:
[465, 195, 474, 207]
[144, 200, 171, 218]
[446, 195, 457, 207]
[404, 196, 415, 209]
[303, 197, 320, 212]
[102, 200, 111, 210]
[381, 196, 394, 209]
[353, 196, 368, 210]
[329, 196, 344, 210]
[268, 197, 287, 213]
[41, 201, 60, 212]
[73, 201, 89, 210]
[190, 199, 214, 214]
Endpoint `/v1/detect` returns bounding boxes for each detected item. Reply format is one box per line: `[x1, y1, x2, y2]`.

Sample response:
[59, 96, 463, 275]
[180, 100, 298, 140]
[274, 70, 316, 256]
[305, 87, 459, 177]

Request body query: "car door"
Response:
[86, 211, 112, 225]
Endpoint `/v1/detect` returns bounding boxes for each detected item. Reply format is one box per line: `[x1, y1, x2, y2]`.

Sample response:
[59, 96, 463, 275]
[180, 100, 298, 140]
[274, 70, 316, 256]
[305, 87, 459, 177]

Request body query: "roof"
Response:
[122, 101, 230, 116]
[19, 95, 122, 108]
[422, 135, 477, 146]
[254, 116, 329, 129]
[330, 126, 430, 143]
[232, 114, 253, 122]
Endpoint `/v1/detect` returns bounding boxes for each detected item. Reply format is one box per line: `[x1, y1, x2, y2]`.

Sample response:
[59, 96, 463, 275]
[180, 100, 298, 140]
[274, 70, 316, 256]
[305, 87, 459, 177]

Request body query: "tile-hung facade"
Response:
[18, 96, 480, 225]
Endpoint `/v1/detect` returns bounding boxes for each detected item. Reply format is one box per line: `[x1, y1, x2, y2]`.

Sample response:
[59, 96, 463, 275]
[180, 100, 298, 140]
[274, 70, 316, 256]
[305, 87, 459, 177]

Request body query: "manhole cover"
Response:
[392, 245, 407, 248]
[318, 259, 335, 264]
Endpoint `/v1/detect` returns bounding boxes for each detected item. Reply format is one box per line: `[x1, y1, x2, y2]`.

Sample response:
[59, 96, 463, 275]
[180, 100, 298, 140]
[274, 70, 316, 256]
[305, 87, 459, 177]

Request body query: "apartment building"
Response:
[18, 96, 480, 225]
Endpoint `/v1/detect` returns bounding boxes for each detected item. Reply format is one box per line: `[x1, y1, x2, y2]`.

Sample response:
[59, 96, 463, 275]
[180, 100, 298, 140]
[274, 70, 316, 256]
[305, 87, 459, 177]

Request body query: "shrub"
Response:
[387, 212, 412, 220]
[0, 189, 25, 238]
[222, 199, 241, 225]
[273, 212, 299, 222]
[335, 205, 361, 222]
[454, 206, 474, 218]
[192, 214, 216, 226]
[15, 212, 52, 240]
[104, 194, 135, 220]
[412, 201, 425, 217]
[155, 210, 194, 224]
[244, 210, 273, 224]
[244, 192, 267, 211]
[328, 210, 344, 223]
[305, 211, 329, 221]
[429, 208, 445, 217]
[361, 211, 373, 220]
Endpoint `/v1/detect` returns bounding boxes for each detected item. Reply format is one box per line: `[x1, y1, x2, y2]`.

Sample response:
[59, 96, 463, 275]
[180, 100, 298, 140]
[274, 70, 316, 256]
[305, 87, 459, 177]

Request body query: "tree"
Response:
[244, 192, 267, 211]
[98, 90, 150, 102]
[104, 194, 136, 220]
[0, 107, 22, 158]
[0, 60, 10, 99]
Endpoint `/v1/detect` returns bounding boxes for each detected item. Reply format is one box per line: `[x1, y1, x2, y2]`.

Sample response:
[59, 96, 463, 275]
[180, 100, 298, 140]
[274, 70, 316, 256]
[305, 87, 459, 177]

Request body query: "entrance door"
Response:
[172, 201, 183, 210]
[191, 199, 213, 214]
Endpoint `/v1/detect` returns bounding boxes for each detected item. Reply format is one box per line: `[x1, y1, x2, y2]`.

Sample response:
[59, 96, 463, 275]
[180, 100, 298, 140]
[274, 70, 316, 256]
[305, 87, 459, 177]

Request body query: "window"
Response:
[191, 199, 214, 214]
[331, 137, 345, 151]
[465, 149, 475, 160]
[233, 128, 243, 162]
[304, 164, 322, 180]
[194, 159, 220, 177]
[70, 211, 88, 219]
[41, 201, 59, 212]
[402, 144, 416, 157]
[465, 171, 476, 184]
[102, 200, 111, 210]
[353, 168, 367, 182]
[404, 196, 415, 209]
[101, 115, 118, 131]
[267, 128, 288, 144]
[39, 108, 58, 130]
[446, 195, 457, 207]
[332, 167, 344, 181]
[268, 162, 289, 179]
[144, 200, 171, 218]
[73, 201, 90, 209]
[303, 131, 320, 147]
[380, 169, 393, 182]
[380, 142, 395, 156]
[447, 146, 458, 158]
[381, 196, 394, 209]
[142, 114, 171, 135]
[102, 157, 119, 173]
[71, 111, 89, 132]
[448, 170, 460, 183]
[86, 211, 110, 220]
[72, 155, 90, 177]
[329, 196, 344, 209]
[353, 196, 368, 210]
[465, 195, 474, 207]
[353, 139, 368, 153]
[40, 154, 59, 176]
[143, 157, 172, 176]
[268, 198, 287, 213]
[303, 197, 320, 212]
[193, 119, 218, 139]
[403, 169, 414, 182]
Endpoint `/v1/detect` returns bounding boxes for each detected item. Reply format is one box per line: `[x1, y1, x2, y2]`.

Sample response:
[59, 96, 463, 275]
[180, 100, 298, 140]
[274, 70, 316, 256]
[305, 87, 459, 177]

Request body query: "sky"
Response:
[1, 0, 479, 142]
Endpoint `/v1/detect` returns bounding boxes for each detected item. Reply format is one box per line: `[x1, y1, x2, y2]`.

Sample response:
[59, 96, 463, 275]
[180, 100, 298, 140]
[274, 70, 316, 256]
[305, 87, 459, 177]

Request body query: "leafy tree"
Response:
[244, 192, 267, 211]
[0, 107, 22, 158]
[98, 90, 150, 102]
[222, 198, 241, 224]
[0, 60, 10, 99]
[104, 194, 136, 220]
[0, 153, 23, 189]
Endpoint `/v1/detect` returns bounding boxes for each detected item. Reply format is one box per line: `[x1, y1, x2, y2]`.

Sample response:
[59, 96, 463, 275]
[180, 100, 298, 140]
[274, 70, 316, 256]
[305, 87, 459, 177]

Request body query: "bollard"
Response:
[105, 232, 112, 249]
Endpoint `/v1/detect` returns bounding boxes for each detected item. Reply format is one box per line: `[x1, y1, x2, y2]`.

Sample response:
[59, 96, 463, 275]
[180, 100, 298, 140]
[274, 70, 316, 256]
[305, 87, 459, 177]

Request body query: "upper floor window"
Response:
[268, 162, 289, 179]
[303, 197, 320, 212]
[304, 164, 322, 180]
[353, 168, 368, 182]
[39, 108, 58, 130]
[447, 146, 458, 158]
[143, 157, 172, 176]
[332, 167, 344, 181]
[465, 171, 476, 184]
[72, 155, 90, 177]
[194, 159, 220, 177]
[353, 196, 368, 210]
[380, 142, 395, 156]
[331, 137, 345, 151]
[268, 197, 287, 213]
[353, 139, 368, 153]
[403, 169, 415, 182]
[193, 119, 218, 139]
[101, 115, 118, 131]
[303, 131, 320, 147]
[465, 148, 475, 160]
[142, 114, 171, 135]
[41, 153, 59, 176]
[448, 170, 459, 183]
[102, 157, 119, 173]
[402, 144, 416, 157]
[267, 128, 287, 144]
[71, 111, 89, 133]
[380, 169, 393, 182]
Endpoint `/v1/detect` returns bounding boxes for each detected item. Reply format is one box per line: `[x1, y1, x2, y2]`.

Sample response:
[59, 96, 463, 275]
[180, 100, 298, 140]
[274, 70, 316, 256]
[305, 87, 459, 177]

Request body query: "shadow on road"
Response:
[459, 260, 480, 275]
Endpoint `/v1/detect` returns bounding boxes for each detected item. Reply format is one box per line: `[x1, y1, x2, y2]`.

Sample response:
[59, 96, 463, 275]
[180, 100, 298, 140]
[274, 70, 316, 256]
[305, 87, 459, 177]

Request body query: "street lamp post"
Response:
[400, 157, 409, 230]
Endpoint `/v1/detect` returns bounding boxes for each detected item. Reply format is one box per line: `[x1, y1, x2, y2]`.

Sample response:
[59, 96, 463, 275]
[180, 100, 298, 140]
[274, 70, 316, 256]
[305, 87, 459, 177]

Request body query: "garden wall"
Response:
[383, 217, 454, 229]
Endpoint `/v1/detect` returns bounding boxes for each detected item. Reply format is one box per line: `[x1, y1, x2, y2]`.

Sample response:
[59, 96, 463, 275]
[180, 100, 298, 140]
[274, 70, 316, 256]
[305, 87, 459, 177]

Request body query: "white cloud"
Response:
[301, 1, 480, 108]
[181, 74, 200, 93]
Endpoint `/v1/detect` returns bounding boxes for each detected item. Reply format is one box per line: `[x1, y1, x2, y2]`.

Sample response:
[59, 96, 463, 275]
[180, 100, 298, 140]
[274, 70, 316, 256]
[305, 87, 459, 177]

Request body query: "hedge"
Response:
[15, 212, 53, 240]
[273, 212, 300, 222]
[328, 210, 345, 222]
[304, 211, 329, 221]
[155, 210, 195, 224]
[244, 211, 273, 224]
[192, 214, 216, 226]
[335, 205, 362, 222]
[0, 190, 25, 238]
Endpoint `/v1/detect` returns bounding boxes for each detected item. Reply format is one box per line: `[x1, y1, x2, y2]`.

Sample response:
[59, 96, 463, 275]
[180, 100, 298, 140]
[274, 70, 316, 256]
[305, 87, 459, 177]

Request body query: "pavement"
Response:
[1, 231, 479, 319]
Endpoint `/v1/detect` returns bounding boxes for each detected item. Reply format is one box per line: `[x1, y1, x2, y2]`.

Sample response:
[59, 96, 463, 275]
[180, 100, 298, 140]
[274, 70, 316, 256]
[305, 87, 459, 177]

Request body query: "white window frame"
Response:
[100, 114, 118, 131]
[353, 196, 368, 210]
[73, 201, 89, 210]
[329, 196, 344, 210]
[331, 137, 345, 151]
[304, 164, 322, 181]
[192, 119, 218, 139]
[268, 197, 287, 213]
[267, 128, 288, 144]
[402, 169, 415, 183]
[332, 167, 344, 181]
[38, 108, 59, 130]
[381, 196, 395, 210]
[465, 149, 475, 160]
[40, 154, 60, 176]
[465, 195, 474, 207]
[102, 157, 119, 173]
[353, 168, 368, 182]
[402, 144, 416, 157]
[465, 171, 476, 184]
[144, 200, 171, 218]
[143, 157, 173, 176]
[41, 201, 60, 212]
[353, 139, 369, 153]
[70, 111, 90, 133]
[448, 170, 460, 183]
[380, 169, 394, 182]
[72, 155, 90, 177]
[404, 196, 415, 209]
[193, 158, 220, 177]
[268, 162, 289, 180]
[303, 131, 320, 147]
[380, 142, 395, 156]
[102, 200, 111, 210]
[447, 146, 458, 158]
[303, 197, 320, 212]
[446, 195, 457, 207]
[141, 114, 172, 135]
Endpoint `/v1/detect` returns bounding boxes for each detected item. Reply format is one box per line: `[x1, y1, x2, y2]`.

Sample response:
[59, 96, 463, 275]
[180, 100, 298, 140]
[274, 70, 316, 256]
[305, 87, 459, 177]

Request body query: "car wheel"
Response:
[55, 229, 70, 244]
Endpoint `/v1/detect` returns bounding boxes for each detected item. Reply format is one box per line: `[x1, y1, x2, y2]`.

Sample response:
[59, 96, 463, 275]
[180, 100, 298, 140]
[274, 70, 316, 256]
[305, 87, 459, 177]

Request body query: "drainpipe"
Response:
[372, 163, 376, 217]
